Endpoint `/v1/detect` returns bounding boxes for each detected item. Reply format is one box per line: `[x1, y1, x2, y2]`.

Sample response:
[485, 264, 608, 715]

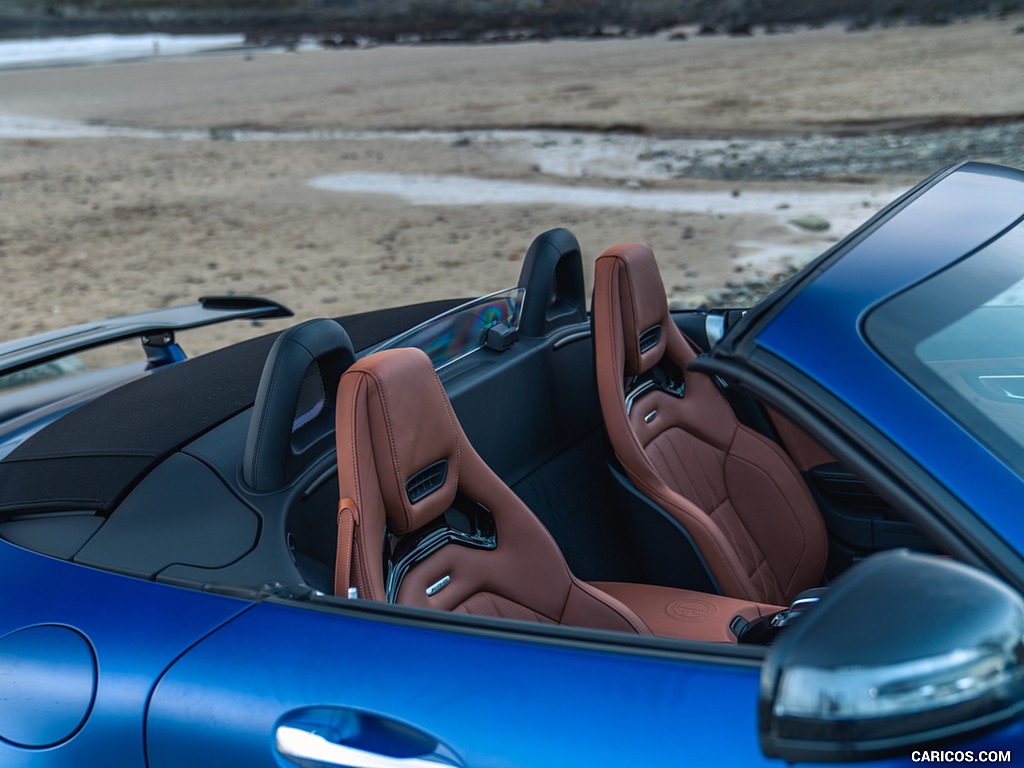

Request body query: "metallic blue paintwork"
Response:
[0, 536, 1016, 766]
[0, 539, 249, 766]
[147, 601, 766, 768]
[0, 625, 96, 748]
[147, 601, 1022, 766]
[756, 163, 1024, 553]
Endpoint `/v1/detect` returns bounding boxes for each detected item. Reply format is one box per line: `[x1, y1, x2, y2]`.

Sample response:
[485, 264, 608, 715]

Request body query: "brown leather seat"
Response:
[592, 243, 827, 605]
[332, 346, 651, 634]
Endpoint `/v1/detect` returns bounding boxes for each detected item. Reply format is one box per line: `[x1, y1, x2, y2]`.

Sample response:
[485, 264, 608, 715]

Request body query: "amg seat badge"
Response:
[426, 575, 451, 596]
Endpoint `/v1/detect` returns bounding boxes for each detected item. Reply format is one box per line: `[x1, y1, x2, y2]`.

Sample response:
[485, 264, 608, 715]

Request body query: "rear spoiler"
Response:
[0, 296, 292, 378]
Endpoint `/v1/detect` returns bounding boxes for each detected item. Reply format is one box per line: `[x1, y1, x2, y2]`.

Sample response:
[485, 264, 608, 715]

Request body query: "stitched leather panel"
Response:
[453, 592, 557, 624]
[591, 581, 782, 642]
[645, 427, 727, 514]
[708, 499, 782, 605]
[724, 426, 827, 603]
[644, 426, 788, 602]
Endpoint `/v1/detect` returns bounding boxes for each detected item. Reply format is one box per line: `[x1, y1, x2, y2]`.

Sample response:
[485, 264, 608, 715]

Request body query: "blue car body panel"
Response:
[756, 163, 1024, 555]
[147, 601, 772, 767]
[147, 601, 1024, 766]
[0, 540, 249, 766]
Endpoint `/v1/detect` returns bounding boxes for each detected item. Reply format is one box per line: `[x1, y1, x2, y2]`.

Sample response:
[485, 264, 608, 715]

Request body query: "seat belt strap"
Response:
[335, 498, 357, 597]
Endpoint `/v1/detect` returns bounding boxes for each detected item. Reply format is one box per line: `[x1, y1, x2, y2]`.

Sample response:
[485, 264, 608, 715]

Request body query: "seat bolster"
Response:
[590, 581, 782, 642]
[724, 425, 829, 603]
[766, 407, 838, 471]
[337, 369, 390, 601]
[642, 469, 778, 599]
[563, 579, 651, 635]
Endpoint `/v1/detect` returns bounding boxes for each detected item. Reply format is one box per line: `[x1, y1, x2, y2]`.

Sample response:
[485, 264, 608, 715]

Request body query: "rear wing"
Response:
[0, 296, 292, 378]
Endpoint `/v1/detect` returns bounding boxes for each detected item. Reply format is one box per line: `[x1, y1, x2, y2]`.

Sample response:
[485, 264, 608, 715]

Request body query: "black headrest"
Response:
[243, 319, 355, 491]
[517, 228, 587, 337]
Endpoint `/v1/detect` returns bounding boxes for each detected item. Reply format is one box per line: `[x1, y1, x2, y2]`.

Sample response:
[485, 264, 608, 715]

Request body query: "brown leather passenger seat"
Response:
[592, 243, 827, 605]
[332, 346, 781, 642]
[333, 347, 648, 634]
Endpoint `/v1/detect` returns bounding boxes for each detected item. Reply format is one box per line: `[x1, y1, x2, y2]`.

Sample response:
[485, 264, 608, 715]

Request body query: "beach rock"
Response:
[790, 215, 831, 232]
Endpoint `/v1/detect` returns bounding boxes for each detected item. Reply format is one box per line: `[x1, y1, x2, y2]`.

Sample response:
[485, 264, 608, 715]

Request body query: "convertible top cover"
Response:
[0, 300, 463, 516]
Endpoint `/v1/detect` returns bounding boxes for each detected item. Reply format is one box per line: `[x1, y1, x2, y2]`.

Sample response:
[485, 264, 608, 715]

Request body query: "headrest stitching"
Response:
[620, 255, 641, 357]
[346, 372, 364, 522]
[362, 365, 409, 528]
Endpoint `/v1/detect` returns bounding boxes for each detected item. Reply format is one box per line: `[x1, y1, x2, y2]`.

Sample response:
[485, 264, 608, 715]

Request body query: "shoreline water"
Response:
[0, 32, 251, 70]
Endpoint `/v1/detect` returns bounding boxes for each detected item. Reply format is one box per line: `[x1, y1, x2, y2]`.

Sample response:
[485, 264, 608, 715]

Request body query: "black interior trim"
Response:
[243, 319, 355, 492]
[517, 228, 587, 338]
[0, 300, 464, 517]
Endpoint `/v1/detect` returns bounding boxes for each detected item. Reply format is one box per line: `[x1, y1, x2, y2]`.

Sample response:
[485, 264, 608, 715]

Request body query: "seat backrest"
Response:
[592, 243, 826, 604]
[334, 346, 649, 633]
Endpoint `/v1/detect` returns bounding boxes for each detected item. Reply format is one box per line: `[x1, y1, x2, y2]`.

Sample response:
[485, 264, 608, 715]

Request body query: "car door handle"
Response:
[276, 724, 463, 768]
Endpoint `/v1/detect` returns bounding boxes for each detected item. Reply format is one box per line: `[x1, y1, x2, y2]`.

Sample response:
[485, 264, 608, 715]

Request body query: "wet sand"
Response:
[1, 16, 1022, 351]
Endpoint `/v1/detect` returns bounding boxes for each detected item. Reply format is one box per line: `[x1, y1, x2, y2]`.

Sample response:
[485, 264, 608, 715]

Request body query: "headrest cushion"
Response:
[597, 243, 670, 376]
[341, 347, 460, 534]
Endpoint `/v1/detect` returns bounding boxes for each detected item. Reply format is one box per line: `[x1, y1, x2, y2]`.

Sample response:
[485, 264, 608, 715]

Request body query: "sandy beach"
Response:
[2, 16, 1024, 351]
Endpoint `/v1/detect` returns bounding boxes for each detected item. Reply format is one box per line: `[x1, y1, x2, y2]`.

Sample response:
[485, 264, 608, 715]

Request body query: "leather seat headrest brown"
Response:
[342, 348, 460, 534]
[597, 243, 670, 377]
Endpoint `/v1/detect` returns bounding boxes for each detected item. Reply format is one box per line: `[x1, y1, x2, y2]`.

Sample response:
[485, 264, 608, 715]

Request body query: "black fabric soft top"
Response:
[0, 300, 464, 516]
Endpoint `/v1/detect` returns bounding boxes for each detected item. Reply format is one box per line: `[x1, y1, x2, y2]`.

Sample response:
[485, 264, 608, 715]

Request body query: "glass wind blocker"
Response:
[373, 288, 526, 370]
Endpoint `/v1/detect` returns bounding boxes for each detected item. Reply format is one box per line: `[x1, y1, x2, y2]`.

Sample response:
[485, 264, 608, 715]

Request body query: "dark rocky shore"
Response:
[635, 120, 1024, 183]
[3, 0, 1022, 42]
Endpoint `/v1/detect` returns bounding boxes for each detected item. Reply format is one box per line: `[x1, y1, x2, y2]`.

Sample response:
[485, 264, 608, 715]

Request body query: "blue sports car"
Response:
[0, 160, 1022, 766]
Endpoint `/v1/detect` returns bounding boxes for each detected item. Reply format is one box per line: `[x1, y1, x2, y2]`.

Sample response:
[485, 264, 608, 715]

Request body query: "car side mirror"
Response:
[760, 550, 1024, 762]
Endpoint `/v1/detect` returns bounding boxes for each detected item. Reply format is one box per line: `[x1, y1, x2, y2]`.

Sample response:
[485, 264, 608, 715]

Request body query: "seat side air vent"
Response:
[406, 460, 448, 503]
[639, 325, 662, 354]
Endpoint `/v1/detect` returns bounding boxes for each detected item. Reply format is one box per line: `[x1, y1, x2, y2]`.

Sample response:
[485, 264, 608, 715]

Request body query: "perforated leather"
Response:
[453, 593, 558, 624]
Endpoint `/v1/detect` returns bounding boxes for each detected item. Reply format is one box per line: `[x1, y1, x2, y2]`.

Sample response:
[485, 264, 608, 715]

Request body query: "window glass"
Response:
[866, 219, 1024, 474]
